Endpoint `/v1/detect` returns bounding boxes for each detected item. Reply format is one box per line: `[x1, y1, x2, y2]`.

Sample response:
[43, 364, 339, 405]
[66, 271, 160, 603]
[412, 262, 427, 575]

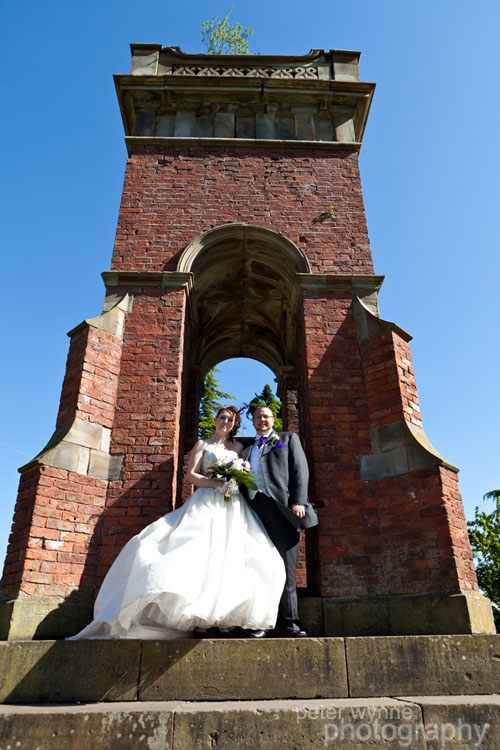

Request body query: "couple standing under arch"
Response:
[69, 403, 317, 640]
[68, 224, 318, 640]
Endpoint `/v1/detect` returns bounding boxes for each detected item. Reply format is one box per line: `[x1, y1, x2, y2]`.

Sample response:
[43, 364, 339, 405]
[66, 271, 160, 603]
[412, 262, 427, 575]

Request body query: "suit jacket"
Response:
[241, 432, 318, 531]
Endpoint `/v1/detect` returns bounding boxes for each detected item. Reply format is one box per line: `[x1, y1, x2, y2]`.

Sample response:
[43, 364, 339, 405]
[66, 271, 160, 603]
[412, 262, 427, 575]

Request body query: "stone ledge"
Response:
[311, 591, 495, 637]
[0, 640, 141, 704]
[0, 596, 93, 641]
[1, 591, 494, 642]
[360, 419, 459, 481]
[297, 273, 384, 291]
[347, 634, 500, 698]
[1, 696, 500, 749]
[125, 135, 363, 152]
[354, 294, 411, 342]
[139, 638, 347, 702]
[102, 270, 193, 289]
[18, 417, 124, 481]
[66, 306, 125, 339]
[1, 635, 499, 705]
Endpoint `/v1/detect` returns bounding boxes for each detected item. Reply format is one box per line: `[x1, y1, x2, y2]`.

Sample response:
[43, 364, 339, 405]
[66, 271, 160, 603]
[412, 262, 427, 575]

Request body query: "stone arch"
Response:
[177, 223, 310, 376]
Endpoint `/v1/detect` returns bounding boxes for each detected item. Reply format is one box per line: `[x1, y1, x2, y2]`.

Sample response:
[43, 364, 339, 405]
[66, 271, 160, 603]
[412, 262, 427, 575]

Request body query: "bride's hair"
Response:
[215, 405, 242, 440]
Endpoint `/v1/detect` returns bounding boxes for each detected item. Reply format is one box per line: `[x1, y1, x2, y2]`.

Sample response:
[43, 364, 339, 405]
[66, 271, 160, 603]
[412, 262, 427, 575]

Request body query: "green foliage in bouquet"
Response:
[206, 458, 258, 492]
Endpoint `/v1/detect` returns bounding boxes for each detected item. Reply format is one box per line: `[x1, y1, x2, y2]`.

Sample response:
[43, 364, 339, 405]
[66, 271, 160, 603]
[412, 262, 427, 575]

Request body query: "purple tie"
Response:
[257, 436, 267, 448]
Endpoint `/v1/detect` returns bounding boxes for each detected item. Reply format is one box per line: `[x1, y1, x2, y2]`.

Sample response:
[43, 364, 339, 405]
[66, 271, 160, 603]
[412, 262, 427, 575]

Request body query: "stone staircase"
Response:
[0, 635, 499, 748]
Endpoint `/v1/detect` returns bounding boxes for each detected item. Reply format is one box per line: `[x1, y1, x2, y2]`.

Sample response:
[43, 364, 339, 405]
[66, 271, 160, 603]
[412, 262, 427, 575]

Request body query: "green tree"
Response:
[201, 6, 254, 55]
[246, 384, 282, 431]
[198, 368, 234, 439]
[467, 490, 500, 628]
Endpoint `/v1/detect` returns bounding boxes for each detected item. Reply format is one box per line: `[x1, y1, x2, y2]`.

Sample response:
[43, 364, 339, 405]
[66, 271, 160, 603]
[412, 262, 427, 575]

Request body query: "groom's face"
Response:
[253, 407, 274, 436]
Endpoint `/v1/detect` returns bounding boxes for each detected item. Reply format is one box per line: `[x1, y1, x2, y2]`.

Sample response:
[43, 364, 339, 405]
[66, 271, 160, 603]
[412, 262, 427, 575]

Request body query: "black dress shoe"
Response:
[194, 630, 210, 638]
[276, 628, 307, 638]
[249, 629, 268, 638]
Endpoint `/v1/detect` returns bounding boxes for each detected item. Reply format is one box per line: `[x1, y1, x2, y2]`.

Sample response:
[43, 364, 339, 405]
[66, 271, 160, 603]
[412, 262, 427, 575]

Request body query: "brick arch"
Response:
[177, 223, 310, 376]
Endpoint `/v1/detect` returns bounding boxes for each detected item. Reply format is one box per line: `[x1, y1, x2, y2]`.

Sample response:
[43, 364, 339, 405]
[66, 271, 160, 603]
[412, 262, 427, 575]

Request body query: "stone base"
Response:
[3, 696, 499, 750]
[299, 591, 496, 636]
[1, 635, 500, 748]
[0, 590, 495, 641]
[0, 596, 93, 640]
[1, 635, 499, 704]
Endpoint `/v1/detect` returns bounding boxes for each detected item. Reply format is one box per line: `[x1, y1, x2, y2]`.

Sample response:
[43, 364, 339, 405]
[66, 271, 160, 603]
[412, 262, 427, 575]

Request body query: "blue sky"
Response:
[1, 0, 499, 565]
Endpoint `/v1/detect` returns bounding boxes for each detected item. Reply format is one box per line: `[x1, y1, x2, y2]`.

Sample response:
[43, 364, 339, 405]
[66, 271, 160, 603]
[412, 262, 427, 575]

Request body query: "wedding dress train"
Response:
[68, 446, 286, 639]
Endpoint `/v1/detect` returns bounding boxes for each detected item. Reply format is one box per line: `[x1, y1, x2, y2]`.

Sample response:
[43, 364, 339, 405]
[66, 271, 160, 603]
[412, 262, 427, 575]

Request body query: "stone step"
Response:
[1, 695, 499, 749]
[1, 635, 499, 705]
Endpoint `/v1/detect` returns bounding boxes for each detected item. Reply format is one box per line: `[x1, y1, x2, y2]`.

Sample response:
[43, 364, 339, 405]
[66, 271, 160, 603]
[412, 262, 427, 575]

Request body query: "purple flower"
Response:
[226, 460, 233, 466]
[268, 433, 285, 450]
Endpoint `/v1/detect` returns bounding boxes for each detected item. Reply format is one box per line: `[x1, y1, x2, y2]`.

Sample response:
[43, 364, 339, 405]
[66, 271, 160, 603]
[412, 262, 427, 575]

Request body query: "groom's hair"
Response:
[215, 405, 242, 439]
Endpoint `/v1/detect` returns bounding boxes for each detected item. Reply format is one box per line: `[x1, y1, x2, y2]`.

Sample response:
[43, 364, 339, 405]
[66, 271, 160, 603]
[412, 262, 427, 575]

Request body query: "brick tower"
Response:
[0, 46, 494, 638]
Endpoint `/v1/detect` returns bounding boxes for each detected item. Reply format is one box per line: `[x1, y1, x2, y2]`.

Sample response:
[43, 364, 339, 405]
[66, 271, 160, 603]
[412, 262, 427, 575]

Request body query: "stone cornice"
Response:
[115, 46, 375, 146]
[129, 45, 364, 82]
[125, 136, 362, 153]
[102, 271, 193, 290]
[297, 273, 385, 291]
[116, 76, 374, 95]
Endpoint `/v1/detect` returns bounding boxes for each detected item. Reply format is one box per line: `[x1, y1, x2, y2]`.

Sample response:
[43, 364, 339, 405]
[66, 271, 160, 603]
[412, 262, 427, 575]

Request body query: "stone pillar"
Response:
[178, 365, 204, 507]
[279, 365, 309, 589]
[278, 366, 299, 433]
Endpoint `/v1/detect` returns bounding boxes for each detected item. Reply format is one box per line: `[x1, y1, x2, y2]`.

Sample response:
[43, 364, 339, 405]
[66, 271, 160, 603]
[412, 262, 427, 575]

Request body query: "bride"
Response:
[68, 405, 286, 639]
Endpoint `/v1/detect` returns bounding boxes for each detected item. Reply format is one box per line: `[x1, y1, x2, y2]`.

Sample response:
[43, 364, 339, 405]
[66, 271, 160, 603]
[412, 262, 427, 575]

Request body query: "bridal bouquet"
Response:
[206, 458, 258, 501]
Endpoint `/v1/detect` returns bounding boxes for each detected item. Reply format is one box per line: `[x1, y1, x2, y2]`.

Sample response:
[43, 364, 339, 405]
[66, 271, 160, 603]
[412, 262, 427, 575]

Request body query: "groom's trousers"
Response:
[249, 491, 301, 632]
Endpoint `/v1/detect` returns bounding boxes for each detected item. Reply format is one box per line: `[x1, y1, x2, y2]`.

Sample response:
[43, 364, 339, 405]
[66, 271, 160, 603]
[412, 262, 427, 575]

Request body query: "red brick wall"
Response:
[360, 329, 423, 431]
[111, 146, 373, 275]
[57, 324, 122, 429]
[375, 466, 477, 595]
[0, 466, 106, 598]
[97, 286, 187, 582]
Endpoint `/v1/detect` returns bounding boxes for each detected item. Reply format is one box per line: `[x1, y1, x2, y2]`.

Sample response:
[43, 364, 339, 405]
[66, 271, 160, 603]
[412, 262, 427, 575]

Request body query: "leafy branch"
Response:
[201, 6, 254, 55]
[467, 489, 500, 628]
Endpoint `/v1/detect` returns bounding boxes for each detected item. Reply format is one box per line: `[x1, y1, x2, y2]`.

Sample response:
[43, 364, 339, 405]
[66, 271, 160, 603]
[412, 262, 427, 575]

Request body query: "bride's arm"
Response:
[186, 440, 224, 489]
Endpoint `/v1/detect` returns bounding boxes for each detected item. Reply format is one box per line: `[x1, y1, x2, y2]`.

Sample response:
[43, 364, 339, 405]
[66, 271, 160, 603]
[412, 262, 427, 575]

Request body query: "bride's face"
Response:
[214, 409, 234, 436]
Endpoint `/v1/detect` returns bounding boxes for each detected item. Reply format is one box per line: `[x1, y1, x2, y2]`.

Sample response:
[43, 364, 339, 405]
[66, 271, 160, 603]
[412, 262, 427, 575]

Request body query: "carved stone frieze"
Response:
[171, 65, 319, 80]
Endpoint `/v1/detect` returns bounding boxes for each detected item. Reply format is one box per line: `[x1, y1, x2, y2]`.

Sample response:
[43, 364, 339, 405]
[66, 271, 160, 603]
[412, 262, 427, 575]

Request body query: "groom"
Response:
[241, 406, 318, 637]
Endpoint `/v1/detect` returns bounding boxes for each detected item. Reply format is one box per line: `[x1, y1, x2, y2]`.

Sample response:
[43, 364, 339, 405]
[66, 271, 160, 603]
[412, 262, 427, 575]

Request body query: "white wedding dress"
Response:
[68, 446, 286, 639]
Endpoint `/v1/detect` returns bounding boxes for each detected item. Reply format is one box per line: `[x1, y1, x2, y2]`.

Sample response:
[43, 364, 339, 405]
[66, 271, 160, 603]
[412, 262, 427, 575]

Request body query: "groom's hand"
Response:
[291, 504, 305, 519]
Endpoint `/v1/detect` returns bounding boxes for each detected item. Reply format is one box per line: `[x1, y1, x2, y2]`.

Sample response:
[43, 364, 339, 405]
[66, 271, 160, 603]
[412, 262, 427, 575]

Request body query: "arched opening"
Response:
[194, 355, 310, 591]
[177, 223, 310, 376]
[177, 225, 314, 590]
[203, 357, 280, 438]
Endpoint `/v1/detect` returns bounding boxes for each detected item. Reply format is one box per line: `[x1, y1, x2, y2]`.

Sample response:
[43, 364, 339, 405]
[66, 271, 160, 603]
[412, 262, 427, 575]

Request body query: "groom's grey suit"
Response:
[241, 431, 318, 633]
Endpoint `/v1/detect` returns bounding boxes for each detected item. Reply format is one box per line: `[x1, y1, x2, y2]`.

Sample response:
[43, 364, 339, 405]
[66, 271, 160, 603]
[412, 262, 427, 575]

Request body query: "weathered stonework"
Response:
[0, 46, 493, 638]
[120, 46, 373, 147]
